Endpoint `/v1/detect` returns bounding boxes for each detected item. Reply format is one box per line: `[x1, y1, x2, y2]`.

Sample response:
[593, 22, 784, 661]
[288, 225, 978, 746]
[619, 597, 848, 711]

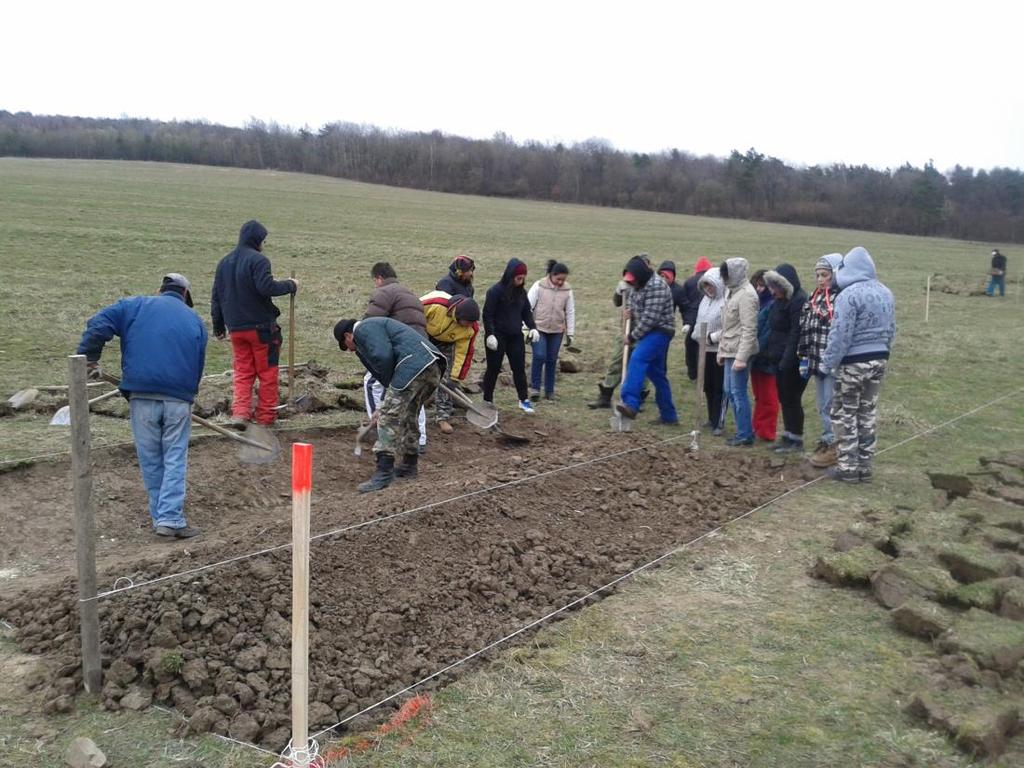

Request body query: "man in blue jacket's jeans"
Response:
[77, 274, 208, 538]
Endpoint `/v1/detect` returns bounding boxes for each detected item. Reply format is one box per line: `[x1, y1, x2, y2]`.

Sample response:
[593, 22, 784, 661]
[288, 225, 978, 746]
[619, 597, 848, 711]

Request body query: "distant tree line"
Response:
[1, 110, 1021, 243]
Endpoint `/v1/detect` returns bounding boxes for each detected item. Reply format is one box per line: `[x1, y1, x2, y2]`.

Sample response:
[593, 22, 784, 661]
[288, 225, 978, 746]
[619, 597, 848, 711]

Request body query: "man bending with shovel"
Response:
[76, 274, 207, 538]
[334, 317, 447, 493]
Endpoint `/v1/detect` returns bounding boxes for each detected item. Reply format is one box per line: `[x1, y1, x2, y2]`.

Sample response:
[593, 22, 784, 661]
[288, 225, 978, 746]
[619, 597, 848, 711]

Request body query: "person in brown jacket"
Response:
[362, 263, 429, 452]
[716, 257, 759, 446]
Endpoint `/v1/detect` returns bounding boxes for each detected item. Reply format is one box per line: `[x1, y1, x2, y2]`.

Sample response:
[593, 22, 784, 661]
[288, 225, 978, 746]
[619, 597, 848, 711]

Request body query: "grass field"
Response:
[0, 158, 1021, 766]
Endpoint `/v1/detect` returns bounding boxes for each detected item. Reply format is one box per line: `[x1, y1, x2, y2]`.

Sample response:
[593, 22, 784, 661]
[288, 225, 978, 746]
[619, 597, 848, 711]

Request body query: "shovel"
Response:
[49, 387, 122, 426]
[191, 414, 281, 464]
[439, 382, 530, 445]
[610, 318, 634, 432]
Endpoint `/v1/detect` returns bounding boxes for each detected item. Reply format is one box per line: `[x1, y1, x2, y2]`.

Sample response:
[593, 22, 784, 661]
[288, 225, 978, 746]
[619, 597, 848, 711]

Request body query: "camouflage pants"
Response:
[433, 341, 455, 422]
[830, 360, 887, 473]
[374, 365, 442, 458]
[600, 336, 635, 390]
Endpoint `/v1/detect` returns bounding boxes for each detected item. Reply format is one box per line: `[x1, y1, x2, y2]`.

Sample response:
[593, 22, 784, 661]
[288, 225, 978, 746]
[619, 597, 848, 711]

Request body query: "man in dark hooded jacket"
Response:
[680, 257, 713, 380]
[760, 264, 809, 453]
[482, 258, 538, 412]
[436, 255, 476, 298]
[211, 220, 297, 426]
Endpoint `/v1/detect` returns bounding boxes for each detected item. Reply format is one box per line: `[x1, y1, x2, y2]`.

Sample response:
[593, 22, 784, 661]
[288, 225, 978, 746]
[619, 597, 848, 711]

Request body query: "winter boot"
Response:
[809, 443, 837, 468]
[394, 453, 419, 479]
[358, 454, 395, 493]
[586, 384, 614, 409]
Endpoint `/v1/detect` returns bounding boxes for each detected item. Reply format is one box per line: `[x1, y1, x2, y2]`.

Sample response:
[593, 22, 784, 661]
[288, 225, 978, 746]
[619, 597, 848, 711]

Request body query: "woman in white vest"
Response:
[527, 260, 576, 401]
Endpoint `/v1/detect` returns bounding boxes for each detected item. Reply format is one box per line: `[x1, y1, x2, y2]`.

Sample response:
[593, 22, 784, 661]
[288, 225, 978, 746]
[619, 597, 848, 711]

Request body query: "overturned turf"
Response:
[1, 422, 802, 748]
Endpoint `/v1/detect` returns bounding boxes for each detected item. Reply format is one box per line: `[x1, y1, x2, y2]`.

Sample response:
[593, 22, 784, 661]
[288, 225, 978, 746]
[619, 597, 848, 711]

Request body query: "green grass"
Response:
[1, 158, 1022, 766]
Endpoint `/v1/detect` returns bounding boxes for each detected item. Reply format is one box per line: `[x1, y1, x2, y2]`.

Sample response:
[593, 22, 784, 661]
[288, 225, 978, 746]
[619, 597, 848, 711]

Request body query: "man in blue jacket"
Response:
[819, 247, 896, 483]
[334, 317, 447, 492]
[77, 274, 208, 538]
[211, 220, 297, 427]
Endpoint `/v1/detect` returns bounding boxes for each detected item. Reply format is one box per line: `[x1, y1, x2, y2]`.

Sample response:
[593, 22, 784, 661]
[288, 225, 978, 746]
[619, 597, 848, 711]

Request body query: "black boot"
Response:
[394, 453, 418, 479]
[358, 454, 395, 493]
[586, 384, 614, 409]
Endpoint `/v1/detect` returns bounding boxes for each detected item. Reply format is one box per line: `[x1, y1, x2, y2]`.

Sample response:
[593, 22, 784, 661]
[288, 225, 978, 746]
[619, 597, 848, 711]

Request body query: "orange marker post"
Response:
[291, 442, 313, 761]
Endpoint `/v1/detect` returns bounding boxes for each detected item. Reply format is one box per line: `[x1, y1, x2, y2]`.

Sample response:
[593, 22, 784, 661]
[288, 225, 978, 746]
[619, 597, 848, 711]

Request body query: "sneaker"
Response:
[773, 438, 804, 454]
[726, 436, 754, 447]
[809, 444, 838, 468]
[712, 426, 724, 437]
[155, 525, 201, 539]
[518, 399, 536, 414]
[438, 420, 454, 435]
[825, 466, 860, 483]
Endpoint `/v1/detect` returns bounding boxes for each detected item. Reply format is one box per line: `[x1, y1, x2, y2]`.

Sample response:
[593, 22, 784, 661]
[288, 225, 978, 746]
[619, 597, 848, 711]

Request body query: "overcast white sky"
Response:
[3, 0, 1021, 171]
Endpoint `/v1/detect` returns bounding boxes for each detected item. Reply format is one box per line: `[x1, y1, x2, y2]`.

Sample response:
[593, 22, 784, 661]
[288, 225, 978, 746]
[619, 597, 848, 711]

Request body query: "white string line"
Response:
[150, 704, 279, 758]
[308, 386, 1021, 741]
[82, 432, 698, 603]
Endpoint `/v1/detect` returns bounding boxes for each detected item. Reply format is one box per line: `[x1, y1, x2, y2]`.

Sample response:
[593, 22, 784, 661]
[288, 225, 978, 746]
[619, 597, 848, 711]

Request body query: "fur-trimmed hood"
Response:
[763, 269, 794, 301]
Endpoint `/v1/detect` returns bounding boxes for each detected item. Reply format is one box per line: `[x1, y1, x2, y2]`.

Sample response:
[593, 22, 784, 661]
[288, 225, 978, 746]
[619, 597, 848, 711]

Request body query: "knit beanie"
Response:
[451, 297, 480, 323]
[815, 254, 841, 272]
[657, 260, 677, 278]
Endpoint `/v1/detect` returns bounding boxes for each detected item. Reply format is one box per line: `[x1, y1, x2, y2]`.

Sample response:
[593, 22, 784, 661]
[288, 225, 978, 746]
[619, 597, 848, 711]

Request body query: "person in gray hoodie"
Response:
[819, 246, 896, 483]
[716, 257, 759, 445]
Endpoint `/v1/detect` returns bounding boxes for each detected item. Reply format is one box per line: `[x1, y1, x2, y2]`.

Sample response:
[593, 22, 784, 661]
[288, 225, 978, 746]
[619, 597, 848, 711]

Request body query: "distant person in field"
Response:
[420, 290, 480, 434]
[482, 258, 539, 413]
[680, 257, 714, 381]
[77, 274, 207, 539]
[436, 255, 476, 298]
[798, 253, 843, 468]
[614, 255, 678, 425]
[362, 262, 429, 452]
[986, 249, 1007, 297]
[692, 266, 726, 433]
[528, 260, 576, 400]
[819, 246, 896, 483]
[211, 220, 297, 427]
[334, 318, 446, 493]
[716, 258, 759, 446]
[761, 264, 809, 454]
[749, 269, 779, 444]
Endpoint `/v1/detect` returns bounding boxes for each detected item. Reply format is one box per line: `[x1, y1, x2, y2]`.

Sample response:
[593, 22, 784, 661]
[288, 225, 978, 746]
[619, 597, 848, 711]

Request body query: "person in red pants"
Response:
[211, 220, 297, 426]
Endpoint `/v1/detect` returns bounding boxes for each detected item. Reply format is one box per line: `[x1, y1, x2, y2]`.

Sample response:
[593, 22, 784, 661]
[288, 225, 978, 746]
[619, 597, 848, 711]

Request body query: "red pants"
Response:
[230, 327, 281, 425]
[750, 369, 780, 441]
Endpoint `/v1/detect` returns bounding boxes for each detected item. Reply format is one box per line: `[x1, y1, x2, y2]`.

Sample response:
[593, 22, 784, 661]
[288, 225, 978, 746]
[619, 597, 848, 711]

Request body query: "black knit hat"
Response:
[333, 319, 357, 350]
[451, 296, 480, 323]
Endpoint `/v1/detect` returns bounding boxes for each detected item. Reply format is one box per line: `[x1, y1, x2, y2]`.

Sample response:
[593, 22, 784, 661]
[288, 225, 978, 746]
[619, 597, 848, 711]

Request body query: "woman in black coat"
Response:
[761, 264, 809, 453]
[482, 258, 539, 412]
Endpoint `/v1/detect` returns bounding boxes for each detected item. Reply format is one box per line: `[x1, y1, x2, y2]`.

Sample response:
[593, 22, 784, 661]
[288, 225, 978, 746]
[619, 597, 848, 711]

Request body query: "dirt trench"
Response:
[1, 420, 802, 748]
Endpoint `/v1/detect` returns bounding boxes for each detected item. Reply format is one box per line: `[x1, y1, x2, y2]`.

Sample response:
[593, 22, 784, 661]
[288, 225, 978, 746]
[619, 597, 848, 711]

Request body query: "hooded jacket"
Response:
[625, 256, 675, 340]
[680, 256, 714, 327]
[352, 317, 447, 391]
[658, 260, 688, 324]
[820, 247, 896, 374]
[798, 253, 842, 376]
[528, 276, 576, 335]
[436, 258, 476, 298]
[692, 267, 725, 352]
[717, 258, 759, 362]
[364, 277, 428, 336]
[483, 258, 536, 337]
[78, 292, 208, 403]
[758, 264, 808, 372]
[420, 291, 479, 380]
[211, 220, 295, 336]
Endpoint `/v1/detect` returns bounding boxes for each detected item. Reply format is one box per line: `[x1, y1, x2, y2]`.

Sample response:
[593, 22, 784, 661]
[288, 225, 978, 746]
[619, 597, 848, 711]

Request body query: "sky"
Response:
[3, 0, 1021, 172]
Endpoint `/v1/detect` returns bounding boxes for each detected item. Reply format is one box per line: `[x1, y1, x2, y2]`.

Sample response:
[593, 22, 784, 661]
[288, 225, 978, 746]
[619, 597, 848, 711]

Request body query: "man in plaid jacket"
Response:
[615, 255, 678, 424]
[798, 253, 843, 467]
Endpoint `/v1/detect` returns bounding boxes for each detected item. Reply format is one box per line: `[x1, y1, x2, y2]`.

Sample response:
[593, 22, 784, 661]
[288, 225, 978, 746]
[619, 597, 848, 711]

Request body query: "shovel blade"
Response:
[236, 423, 281, 465]
[49, 405, 71, 426]
[609, 411, 633, 432]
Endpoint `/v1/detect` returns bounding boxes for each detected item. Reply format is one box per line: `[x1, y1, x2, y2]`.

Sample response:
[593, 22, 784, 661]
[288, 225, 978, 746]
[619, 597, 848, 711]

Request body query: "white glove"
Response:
[681, 324, 691, 338]
[527, 329, 540, 342]
[709, 330, 722, 343]
[615, 280, 630, 296]
[486, 334, 498, 351]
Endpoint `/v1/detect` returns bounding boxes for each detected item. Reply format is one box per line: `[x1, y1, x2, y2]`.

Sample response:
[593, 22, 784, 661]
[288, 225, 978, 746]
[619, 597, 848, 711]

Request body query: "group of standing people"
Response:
[593, 246, 896, 483]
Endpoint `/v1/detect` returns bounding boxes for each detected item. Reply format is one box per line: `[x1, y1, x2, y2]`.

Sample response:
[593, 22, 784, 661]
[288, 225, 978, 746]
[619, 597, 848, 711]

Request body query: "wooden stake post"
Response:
[695, 322, 708, 428]
[291, 443, 313, 760]
[288, 270, 296, 403]
[925, 274, 931, 323]
[69, 355, 102, 693]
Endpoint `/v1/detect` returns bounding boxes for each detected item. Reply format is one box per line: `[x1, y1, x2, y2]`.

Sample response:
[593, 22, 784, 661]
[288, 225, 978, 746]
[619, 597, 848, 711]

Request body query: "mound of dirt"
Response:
[0, 422, 800, 748]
